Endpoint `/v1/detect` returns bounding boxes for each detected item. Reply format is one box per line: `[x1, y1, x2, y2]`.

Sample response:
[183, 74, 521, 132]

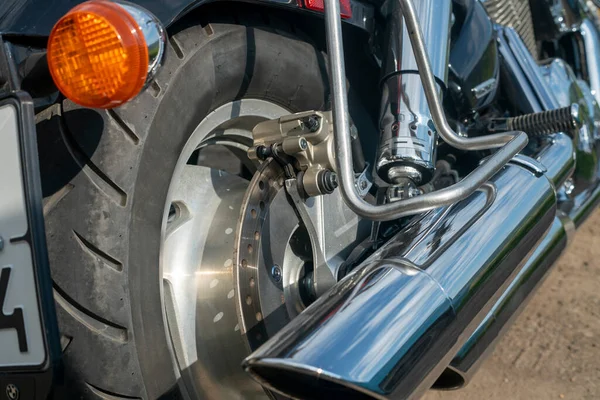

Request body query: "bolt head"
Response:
[305, 115, 320, 132]
[299, 138, 308, 150]
[271, 265, 282, 283]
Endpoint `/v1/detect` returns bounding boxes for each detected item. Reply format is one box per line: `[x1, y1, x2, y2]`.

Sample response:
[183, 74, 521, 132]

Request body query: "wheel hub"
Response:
[161, 100, 309, 399]
[161, 100, 370, 399]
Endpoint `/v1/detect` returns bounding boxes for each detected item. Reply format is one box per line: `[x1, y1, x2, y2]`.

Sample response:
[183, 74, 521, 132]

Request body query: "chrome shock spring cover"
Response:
[376, 0, 452, 187]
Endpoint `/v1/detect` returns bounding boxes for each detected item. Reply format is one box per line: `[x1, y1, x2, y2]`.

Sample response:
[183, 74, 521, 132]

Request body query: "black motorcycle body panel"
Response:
[448, 0, 499, 115]
[0, 0, 372, 36]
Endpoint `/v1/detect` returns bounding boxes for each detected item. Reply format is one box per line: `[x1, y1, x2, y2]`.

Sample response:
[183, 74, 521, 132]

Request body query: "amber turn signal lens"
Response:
[47, 0, 149, 108]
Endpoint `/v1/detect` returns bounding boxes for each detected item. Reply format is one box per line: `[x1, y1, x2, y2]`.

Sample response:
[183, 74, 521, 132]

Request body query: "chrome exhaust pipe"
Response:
[243, 161, 556, 399]
[436, 133, 576, 388]
[442, 212, 573, 387]
[444, 172, 600, 388]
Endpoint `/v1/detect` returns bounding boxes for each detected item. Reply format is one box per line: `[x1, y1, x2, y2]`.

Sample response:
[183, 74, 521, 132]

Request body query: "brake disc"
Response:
[163, 160, 306, 398]
[234, 159, 305, 350]
[163, 149, 368, 398]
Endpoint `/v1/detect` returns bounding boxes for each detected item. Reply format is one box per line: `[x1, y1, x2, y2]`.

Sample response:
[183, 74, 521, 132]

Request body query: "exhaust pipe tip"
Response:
[244, 359, 469, 399]
[244, 359, 378, 400]
[431, 367, 466, 390]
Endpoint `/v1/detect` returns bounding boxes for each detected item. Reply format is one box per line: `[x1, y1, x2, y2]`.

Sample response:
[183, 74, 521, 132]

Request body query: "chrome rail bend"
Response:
[324, 0, 528, 221]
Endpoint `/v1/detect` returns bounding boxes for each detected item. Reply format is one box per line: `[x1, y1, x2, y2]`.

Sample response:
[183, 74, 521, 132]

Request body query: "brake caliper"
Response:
[248, 111, 338, 197]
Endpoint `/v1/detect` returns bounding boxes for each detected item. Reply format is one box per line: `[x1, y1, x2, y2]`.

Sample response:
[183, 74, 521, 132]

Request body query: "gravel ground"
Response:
[423, 209, 600, 400]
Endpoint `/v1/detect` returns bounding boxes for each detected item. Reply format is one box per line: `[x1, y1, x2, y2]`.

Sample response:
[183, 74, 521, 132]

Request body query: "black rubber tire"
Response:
[38, 11, 330, 399]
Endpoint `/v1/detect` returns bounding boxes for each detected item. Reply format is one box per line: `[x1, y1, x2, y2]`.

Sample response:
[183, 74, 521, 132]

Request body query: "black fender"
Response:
[0, 0, 373, 36]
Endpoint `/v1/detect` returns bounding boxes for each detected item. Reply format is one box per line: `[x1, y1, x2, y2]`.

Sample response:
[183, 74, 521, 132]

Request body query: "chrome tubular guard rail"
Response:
[325, 0, 528, 220]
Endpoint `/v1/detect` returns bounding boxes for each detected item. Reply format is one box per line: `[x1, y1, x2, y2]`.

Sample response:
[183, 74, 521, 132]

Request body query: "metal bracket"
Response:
[354, 163, 373, 197]
[284, 179, 336, 297]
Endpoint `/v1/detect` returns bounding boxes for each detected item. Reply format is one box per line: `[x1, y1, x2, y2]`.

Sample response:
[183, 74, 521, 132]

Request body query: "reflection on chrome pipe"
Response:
[538, 58, 600, 190]
[243, 163, 556, 400]
[580, 20, 600, 105]
[376, 0, 452, 185]
[448, 179, 600, 385]
[570, 179, 600, 226]
[535, 132, 576, 188]
[446, 213, 572, 386]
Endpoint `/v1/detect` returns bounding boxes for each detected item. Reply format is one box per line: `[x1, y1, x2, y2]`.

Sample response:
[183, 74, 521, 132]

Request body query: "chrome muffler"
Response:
[243, 160, 557, 399]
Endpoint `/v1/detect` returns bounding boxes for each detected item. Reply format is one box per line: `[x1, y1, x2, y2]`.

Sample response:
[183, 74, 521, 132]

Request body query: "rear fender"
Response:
[0, 0, 373, 36]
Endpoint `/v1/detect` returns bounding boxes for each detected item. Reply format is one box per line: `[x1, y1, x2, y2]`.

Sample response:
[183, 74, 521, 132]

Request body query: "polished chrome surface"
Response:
[578, 19, 600, 105]
[540, 58, 600, 188]
[376, 0, 451, 185]
[569, 178, 600, 225]
[324, 0, 528, 221]
[535, 132, 576, 187]
[481, 0, 537, 57]
[243, 163, 556, 400]
[448, 213, 571, 385]
[119, 2, 166, 85]
[395, 0, 524, 151]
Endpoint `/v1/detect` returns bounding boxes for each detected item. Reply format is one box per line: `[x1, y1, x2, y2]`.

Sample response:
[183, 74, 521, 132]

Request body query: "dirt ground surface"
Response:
[422, 209, 600, 400]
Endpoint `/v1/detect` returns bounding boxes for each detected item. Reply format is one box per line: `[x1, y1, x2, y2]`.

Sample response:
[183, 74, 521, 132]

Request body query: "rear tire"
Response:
[38, 12, 330, 399]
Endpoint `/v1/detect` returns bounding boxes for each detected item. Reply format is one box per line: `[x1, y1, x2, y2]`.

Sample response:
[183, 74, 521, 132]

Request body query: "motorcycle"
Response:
[0, 0, 599, 398]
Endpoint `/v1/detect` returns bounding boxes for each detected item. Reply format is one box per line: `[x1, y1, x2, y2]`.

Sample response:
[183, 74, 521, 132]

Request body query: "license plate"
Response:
[0, 92, 59, 399]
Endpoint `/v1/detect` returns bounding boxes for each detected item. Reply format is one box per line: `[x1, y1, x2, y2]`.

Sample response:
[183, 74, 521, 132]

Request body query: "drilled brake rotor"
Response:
[234, 159, 304, 350]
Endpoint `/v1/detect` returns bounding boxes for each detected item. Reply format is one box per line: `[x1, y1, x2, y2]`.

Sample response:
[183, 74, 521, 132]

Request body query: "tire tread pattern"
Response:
[42, 12, 330, 399]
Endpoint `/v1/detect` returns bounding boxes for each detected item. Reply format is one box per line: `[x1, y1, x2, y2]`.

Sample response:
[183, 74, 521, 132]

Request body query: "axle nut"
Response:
[318, 170, 339, 194]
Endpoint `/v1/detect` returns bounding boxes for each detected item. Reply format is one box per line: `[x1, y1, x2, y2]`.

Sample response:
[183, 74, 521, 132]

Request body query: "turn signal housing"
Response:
[47, 0, 164, 109]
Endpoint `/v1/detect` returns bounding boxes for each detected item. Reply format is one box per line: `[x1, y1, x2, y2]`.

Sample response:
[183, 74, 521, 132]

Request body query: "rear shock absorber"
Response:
[376, 0, 452, 199]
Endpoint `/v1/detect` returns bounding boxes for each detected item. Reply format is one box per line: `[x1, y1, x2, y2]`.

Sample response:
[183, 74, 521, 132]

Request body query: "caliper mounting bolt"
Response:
[256, 145, 273, 160]
[304, 115, 321, 132]
[299, 137, 308, 150]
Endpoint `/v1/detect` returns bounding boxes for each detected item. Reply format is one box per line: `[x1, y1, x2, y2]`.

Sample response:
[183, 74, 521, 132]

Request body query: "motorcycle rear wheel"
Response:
[39, 11, 329, 399]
